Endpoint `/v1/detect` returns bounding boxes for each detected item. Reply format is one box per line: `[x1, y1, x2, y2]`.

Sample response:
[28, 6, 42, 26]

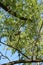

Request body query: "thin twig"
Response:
[0, 41, 30, 60]
[0, 52, 10, 61]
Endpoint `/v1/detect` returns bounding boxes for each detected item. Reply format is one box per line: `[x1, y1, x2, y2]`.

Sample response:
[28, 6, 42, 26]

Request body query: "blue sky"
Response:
[0, 37, 19, 64]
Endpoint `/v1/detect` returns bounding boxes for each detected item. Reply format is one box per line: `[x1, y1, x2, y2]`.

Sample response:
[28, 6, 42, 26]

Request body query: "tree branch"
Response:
[0, 52, 10, 61]
[31, 21, 43, 60]
[0, 2, 28, 21]
[0, 41, 30, 60]
[2, 59, 43, 65]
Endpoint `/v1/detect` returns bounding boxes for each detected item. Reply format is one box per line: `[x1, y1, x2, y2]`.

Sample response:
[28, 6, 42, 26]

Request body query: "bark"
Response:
[2, 59, 43, 65]
[0, 2, 28, 21]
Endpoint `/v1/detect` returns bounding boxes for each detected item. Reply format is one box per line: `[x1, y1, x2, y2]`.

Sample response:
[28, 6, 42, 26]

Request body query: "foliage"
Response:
[0, 0, 43, 65]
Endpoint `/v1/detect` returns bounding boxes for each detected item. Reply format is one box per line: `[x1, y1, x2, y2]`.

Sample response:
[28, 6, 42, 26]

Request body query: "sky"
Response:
[0, 37, 19, 64]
